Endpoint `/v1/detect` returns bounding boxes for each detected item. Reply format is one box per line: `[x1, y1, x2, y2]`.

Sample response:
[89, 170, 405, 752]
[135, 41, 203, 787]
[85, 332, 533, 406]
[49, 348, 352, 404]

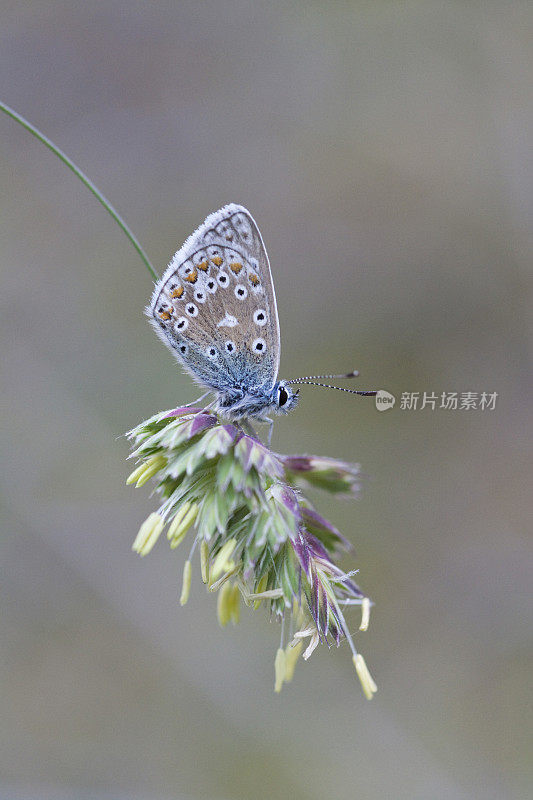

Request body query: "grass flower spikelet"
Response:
[127, 406, 376, 698]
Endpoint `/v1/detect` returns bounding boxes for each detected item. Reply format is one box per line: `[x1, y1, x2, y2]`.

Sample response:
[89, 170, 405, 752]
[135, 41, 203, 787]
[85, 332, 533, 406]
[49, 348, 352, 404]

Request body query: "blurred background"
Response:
[1, 2, 531, 798]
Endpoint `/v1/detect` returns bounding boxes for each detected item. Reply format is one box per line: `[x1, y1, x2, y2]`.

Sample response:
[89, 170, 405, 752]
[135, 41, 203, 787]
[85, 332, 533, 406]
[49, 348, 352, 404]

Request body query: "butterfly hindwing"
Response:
[148, 204, 281, 394]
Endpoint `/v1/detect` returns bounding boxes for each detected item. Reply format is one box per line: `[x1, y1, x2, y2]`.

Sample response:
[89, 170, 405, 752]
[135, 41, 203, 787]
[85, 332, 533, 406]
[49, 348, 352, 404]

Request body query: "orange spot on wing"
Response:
[249, 273, 260, 286]
[211, 256, 223, 267]
[170, 285, 184, 298]
[159, 311, 171, 320]
[185, 268, 198, 283]
[230, 262, 243, 273]
[197, 260, 209, 271]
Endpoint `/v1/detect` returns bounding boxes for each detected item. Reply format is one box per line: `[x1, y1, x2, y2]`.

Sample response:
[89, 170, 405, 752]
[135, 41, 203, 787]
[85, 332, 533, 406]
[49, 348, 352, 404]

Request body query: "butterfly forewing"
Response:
[149, 204, 281, 394]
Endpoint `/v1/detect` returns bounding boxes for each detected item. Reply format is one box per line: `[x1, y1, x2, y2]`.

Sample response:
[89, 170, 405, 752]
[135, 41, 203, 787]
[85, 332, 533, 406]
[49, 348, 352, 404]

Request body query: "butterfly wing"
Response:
[148, 204, 281, 394]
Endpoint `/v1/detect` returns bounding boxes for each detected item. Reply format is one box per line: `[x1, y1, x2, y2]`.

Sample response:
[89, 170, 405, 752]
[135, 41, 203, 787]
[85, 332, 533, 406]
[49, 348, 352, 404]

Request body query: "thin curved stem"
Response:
[0, 100, 159, 281]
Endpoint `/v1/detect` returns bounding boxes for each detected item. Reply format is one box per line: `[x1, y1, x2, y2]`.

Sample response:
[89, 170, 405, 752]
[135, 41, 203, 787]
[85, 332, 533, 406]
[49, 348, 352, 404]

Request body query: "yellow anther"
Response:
[126, 461, 150, 486]
[352, 653, 377, 700]
[359, 597, 370, 632]
[284, 640, 303, 682]
[200, 539, 209, 583]
[217, 580, 233, 627]
[210, 539, 236, 581]
[230, 584, 241, 624]
[167, 502, 191, 540]
[274, 647, 286, 693]
[167, 503, 198, 547]
[180, 560, 192, 606]
[133, 454, 166, 487]
[132, 513, 164, 556]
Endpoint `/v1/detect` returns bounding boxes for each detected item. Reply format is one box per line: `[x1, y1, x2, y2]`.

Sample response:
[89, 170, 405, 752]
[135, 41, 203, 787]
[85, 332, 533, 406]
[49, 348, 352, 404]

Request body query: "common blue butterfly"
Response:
[148, 204, 375, 425]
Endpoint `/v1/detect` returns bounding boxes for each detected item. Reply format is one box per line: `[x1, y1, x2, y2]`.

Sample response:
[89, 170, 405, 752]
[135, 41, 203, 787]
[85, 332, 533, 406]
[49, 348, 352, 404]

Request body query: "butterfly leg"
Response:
[183, 391, 211, 408]
[266, 417, 274, 448]
[240, 420, 259, 440]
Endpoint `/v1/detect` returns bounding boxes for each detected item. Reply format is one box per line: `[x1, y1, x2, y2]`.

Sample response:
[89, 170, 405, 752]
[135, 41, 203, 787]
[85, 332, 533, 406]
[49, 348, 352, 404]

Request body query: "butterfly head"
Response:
[214, 379, 298, 419]
[273, 380, 299, 414]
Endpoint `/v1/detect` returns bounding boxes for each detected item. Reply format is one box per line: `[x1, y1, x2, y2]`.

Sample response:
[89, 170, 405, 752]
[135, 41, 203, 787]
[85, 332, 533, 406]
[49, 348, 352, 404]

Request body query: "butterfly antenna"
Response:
[286, 370, 359, 384]
[289, 380, 377, 396]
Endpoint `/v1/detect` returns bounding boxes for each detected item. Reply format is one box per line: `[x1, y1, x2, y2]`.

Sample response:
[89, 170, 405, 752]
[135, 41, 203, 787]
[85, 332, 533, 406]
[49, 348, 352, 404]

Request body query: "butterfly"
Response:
[148, 204, 375, 425]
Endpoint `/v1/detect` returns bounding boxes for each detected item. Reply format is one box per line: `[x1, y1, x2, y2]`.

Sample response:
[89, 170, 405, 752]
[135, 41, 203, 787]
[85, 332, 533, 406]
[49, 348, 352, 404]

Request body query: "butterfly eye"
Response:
[194, 290, 206, 303]
[225, 341, 235, 353]
[175, 317, 189, 331]
[278, 386, 289, 407]
[252, 338, 266, 354]
[253, 309, 267, 326]
[235, 284, 248, 299]
[217, 272, 229, 287]
[206, 346, 218, 360]
[186, 303, 198, 317]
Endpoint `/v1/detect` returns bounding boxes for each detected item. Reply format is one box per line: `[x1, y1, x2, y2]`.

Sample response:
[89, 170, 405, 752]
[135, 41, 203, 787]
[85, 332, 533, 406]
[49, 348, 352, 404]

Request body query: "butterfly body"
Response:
[215, 379, 297, 420]
[148, 204, 298, 420]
